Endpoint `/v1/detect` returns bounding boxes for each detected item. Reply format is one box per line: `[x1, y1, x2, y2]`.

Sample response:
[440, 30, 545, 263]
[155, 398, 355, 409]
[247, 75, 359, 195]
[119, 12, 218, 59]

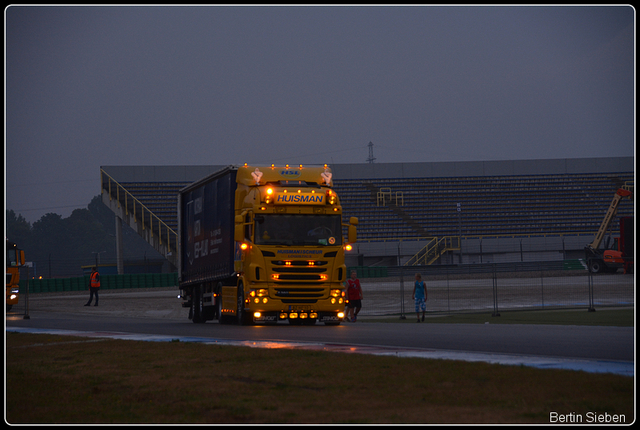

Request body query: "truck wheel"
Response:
[236, 282, 253, 326]
[589, 260, 604, 274]
[192, 285, 205, 323]
[216, 282, 228, 324]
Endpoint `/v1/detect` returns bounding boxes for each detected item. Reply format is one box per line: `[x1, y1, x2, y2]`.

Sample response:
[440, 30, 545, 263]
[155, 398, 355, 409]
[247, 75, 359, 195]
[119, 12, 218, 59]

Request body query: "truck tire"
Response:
[216, 282, 229, 324]
[589, 260, 604, 274]
[236, 282, 253, 326]
[192, 285, 205, 323]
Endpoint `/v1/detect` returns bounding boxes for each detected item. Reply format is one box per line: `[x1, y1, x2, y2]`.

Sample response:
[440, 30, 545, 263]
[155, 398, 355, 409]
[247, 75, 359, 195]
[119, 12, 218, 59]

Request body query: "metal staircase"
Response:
[363, 183, 431, 238]
[362, 182, 460, 266]
[100, 168, 178, 269]
[403, 236, 461, 266]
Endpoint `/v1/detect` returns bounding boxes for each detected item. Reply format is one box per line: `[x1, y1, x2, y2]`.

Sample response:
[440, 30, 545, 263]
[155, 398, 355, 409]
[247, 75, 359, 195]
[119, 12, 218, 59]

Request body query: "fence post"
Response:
[540, 268, 544, 308]
[23, 267, 30, 320]
[492, 263, 500, 317]
[399, 266, 406, 319]
[587, 270, 596, 312]
[446, 269, 451, 312]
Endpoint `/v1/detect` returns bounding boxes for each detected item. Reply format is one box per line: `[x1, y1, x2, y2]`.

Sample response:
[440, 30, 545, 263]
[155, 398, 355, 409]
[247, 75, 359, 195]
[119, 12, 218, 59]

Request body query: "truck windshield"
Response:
[254, 214, 342, 246]
[6, 249, 18, 266]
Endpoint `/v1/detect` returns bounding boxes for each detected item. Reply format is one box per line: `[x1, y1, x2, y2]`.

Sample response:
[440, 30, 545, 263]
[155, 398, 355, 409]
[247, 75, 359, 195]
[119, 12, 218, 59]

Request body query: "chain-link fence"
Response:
[351, 261, 634, 317]
[7, 261, 633, 319]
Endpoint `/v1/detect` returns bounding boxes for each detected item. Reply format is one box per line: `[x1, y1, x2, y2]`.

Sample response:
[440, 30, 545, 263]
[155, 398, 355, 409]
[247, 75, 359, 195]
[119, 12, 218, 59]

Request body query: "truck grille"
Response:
[274, 288, 324, 299]
[270, 260, 328, 283]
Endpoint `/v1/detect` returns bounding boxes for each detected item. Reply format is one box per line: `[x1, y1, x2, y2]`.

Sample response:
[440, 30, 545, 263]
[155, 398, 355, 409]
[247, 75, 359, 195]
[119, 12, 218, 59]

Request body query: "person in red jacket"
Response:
[346, 270, 363, 322]
[84, 266, 100, 306]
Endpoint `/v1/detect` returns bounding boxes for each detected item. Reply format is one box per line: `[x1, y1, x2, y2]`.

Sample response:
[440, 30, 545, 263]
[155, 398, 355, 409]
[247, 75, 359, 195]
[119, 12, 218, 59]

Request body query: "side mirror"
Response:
[348, 217, 358, 244]
[234, 224, 244, 242]
[234, 213, 245, 242]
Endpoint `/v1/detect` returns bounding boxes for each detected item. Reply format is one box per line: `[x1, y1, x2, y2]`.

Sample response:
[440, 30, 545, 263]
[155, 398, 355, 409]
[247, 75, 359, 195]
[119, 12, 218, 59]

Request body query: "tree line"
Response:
[6, 196, 164, 278]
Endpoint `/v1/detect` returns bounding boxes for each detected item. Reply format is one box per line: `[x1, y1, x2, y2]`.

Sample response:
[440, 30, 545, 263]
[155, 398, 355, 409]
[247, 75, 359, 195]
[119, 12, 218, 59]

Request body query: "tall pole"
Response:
[367, 141, 376, 164]
[115, 215, 124, 275]
[457, 202, 462, 264]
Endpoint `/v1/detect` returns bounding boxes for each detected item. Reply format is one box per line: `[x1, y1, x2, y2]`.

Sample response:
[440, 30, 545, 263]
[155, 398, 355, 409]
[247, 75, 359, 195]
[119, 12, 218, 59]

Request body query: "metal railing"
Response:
[100, 168, 177, 254]
[404, 236, 461, 266]
[350, 262, 633, 317]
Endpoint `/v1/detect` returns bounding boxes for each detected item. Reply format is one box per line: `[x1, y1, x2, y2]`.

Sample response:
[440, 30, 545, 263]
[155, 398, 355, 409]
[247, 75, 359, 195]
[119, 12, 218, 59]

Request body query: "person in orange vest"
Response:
[85, 266, 100, 306]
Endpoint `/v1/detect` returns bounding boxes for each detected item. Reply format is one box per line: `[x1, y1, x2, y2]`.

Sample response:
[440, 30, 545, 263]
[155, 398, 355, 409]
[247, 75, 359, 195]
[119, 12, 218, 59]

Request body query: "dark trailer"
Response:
[178, 166, 238, 287]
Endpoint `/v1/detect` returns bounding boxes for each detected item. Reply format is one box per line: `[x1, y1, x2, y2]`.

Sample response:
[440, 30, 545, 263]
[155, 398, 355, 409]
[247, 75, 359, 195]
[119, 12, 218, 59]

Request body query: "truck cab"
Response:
[179, 164, 358, 325]
[230, 165, 357, 324]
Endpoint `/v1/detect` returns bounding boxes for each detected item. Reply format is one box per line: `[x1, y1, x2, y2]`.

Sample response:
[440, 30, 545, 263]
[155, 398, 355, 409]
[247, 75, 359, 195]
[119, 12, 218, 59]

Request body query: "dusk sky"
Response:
[5, 5, 635, 223]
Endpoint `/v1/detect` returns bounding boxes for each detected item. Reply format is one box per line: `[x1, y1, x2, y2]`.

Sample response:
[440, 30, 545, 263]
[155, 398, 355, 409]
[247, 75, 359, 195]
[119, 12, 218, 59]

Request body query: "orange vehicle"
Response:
[602, 217, 634, 274]
[6, 239, 25, 311]
[585, 186, 633, 273]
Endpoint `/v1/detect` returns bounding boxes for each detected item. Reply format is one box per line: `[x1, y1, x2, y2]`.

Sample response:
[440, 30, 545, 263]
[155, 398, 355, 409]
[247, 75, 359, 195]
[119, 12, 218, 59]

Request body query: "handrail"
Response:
[100, 168, 177, 252]
[376, 188, 404, 207]
[403, 236, 461, 266]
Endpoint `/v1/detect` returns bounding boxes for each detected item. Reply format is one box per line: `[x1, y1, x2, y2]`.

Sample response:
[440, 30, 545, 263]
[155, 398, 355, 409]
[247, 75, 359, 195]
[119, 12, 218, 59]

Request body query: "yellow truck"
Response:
[6, 239, 25, 311]
[178, 164, 358, 325]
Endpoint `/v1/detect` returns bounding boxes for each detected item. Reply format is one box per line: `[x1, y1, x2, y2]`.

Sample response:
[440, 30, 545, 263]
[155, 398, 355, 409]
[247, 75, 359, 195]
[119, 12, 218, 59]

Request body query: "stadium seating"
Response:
[114, 172, 633, 243]
[333, 173, 634, 241]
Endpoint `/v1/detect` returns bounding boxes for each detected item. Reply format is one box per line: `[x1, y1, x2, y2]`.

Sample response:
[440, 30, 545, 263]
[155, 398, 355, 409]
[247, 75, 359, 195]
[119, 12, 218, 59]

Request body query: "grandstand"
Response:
[101, 157, 634, 271]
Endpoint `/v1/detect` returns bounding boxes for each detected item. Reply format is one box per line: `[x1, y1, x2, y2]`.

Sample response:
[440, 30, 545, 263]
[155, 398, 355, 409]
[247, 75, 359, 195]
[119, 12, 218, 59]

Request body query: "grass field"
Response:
[5, 308, 635, 424]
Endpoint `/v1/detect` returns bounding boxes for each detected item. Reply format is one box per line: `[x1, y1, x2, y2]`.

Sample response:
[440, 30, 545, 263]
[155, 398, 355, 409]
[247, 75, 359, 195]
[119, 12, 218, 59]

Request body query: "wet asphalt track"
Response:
[6, 291, 634, 377]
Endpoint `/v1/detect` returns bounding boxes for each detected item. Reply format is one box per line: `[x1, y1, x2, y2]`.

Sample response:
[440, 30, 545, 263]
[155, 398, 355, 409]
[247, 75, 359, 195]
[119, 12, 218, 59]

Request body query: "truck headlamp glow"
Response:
[326, 189, 336, 205]
[264, 187, 274, 204]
